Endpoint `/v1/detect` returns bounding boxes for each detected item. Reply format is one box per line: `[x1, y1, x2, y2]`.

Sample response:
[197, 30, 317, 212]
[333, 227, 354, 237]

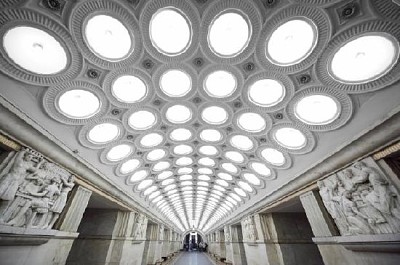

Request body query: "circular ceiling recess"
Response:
[160, 69, 192, 97]
[88, 123, 120, 144]
[112, 75, 147, 103]
[294, 94, 339, 125]
[58, 90, 100, 119]
[274, 127, 307, 150]
[248, 79, 285, 107]
[3, 26, 67, 75]
[204, 70, 237, 98]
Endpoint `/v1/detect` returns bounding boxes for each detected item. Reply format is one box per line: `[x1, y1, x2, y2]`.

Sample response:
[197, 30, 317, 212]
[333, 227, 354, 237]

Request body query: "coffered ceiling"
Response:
[0, 0, 399, 234]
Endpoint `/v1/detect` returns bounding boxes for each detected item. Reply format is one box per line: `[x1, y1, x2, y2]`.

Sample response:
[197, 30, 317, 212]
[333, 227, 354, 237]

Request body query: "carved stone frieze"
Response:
[0, 148, 75, 230]
[318, 158, 400, 236]
[132, 213, 147, 240]
[224, 225, 231, 242]
[242, 215, 257, 242]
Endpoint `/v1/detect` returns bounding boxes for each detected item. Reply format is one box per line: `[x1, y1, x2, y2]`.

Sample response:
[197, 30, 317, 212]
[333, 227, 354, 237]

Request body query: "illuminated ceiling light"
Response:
[217, 172, 233, 181]
[295, 94, 339, 125]
[198, 168, 213, 175]
[160, 71, 192, 100]
[85, 15, 131, 61]
[234, 187, 246, 197]
[237, 112, 266, 133]
[161, 178, 174, 186]
[140, 133, 163, 148]
[178, 167, 193, 174]
[208, 12, 251, 57]
[58, 90, 100, 119]
[88, 123, 119, 144]
[120, 159, 140, 174]
[150, 8, 191, 55]
[128, 110, 157, 130]
[179, 175, 192, 181]
[152, 195, 163, 203]
[158, 171, 173, 180]
[200, 129, 223, 142]
[164, 184, 177, 191]
[215, 179, 229, 187]
[238, 181, 253, 192]
[149, 190, 161, 199]
[243, 173, 261, 186]
[144, 185, 157, 196]
[170, 128, 192, 141]
[112, 75, 147, 103]
[221, 163, 238, 174]
[173, 144, 193, 155]
[176, 157, 193, 166]
[248, 79, 285, 107]
[213, 185, 226, 192]
[130, 169, 148, 182]
[166, 104, 192, 124]
[3, 26, 67, 74]
[106, 144, 132, 161]
[260, 147, 285, 166]
[198, 181, 209, 187]
[330, 34, 399, 83]
[199, 145, 219, 156]
[250, 162, 271, 177]
[198, 175, 211, 181]
[267, 19, 317, 66]
[138, 179, 153, 190]
[181, 181, 193, 186]
[201, 106, 228, 125]
[274, 127, 306, 149]
[198, 157, 215, 167]
[225, 151, 245, 163]
[146, 149, 167, 161]
[153, 161, 171, 171]
[229, 193, 242, 202]
[230, 135, 254, 151]
[204, 70, 237, 98]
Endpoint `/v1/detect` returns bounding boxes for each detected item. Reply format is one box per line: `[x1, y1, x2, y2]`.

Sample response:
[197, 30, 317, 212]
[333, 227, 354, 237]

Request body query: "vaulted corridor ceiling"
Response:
[0, 0, 399, 234]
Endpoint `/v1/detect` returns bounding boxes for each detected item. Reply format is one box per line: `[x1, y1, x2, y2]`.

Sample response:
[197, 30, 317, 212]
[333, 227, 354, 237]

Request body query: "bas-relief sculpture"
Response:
[242, 215, 257, 242]
[132, 213, 147, 240]
[318, 158, 400, 236]
[0, 148, 75, 230]
[224, 226, 231, 242]
[159, 224, 164, 241]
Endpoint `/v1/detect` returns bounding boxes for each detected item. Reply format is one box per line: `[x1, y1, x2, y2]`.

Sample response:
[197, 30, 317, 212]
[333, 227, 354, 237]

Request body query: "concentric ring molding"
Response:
[239, 168, 266, 188]
[316, 20, 400, 93]
[69, 0, 142, 69]
[43, 80, 109, 125]
[135, 130, 166, 150]
[122, 106, 161, 134]
[103, 67, 155, 109]
[99, 140, 135, 165]
[198, 102, 234, 128]
[152, 63, 198, 101]
[256, 5, 331, 73]
[140, 0, 200, 63]
[227, 132, 259, 153]
[78, 117, 124, 149]
[125, 167, 150, 185]
[232, 108, 273, 137]
[286, 86, 353, 132]
[369, 0, 400, 21]
[198, 64, 244, 102]
[161, 101, 197, 126]
[115, 157, 144, 177]
[256, 143, 293, 170]
[268, 122, 316, 155]
[200, 0, 262, 64]
[0, 9, 82, 85]
[0, 0, 26, 8]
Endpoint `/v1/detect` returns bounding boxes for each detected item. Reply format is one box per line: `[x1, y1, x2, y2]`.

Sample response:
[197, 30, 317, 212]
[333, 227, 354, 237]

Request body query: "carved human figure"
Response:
[341, 191, 372, 235]
[133, 214, 146, 239]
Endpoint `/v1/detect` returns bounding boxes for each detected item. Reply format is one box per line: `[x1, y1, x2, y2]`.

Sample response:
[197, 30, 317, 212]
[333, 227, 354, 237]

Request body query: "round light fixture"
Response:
[204, 70, 237, 98]
[200, 129, 223, 142]
[120, 159, 140, 174]
[176, 157, 193, 166]
[230, 135, 254, 151]
[166, 104, 192, 124]
[58, 90, 100, 119]
[199, 145, 219, 156]
[295, 94, 339, 125]
[112, 75, 147, 103]
[221, 163, 238, 174]
[250, 162, 271, 177]
[201, 106, 228, 125]
[260, 147, 285, 166]
[130, 169, 148, 182]
[160, 69, 192, 97]
[237, 112, 266, 133]
[170, 128, 192, 142]
[198, 157, 215, 167]
[248, 79, 285, 107]
[173, 144, 193, 155]
[106, 144, 132, 161]
[88, 123, 119, 144]
[153, 161, 171, 171]
[274, 127, 306, 149]
[128, 110, 157, 130]
[146, 149, 167, 161]
[140, 133, 164, 148]
[225, 151, 245, 163]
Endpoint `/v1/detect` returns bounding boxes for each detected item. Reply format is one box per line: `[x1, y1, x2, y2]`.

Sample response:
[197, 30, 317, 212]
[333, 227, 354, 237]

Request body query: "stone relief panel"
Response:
[159, 224, 164, 241]
[242, 215, 257, 242]
[318, 157, 400, 236]
[132, 213, 148, 240]
[224, 225, 231, 243]
[0, 148, 75, 230]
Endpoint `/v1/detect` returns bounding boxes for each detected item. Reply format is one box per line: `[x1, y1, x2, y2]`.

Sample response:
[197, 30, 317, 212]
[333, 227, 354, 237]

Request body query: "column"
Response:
[229, 224, 247, 265]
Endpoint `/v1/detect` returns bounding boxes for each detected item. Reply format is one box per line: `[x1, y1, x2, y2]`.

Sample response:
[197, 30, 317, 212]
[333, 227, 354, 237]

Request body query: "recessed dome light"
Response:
[144, 186, 158, 196]
[229, 193, 242, 202]
[153, 161, 171, 172]
[248, 79, 285, 107]
[128, 110, 157, 130]
[179, 175, 192, 181]
[166, 104, 192, 124]
[85, 15, 131, 61]
[120, 159, 140, 174]
[150, 8, 191, 55]
[295, 94, 339, 125]
[161, 178, 174, 186]
[267, 19, 317, 66]
[112, 75, 147, 103]
[178, 167, 193, 174]
[225, 151, 245, 163]
[176, 157, 193, 166]
[152, 195, 163, 203]
[237, 112, 266, 133]
[170, 128, 192, 142]
[140, 133, 163, 148]
[138, 179, 153, 190]
[202, 106, 228, 125]
[160, 69, 192, 97]
[58, 90, 100, 119]
[106, 144, 132, 161]
[158, 170, 173, 180]
[238, 181, 253, 192]
[243, 173, 261, 186]
[130, 169, 148, 182]
[260, 147, 285, 166]
[204, 70, 237, 98]
[208, 12, 251, 57]
[88, 123, 119, 144]
[330, 34, 399, 83]
[221, 163, 238, 174]
[198, 175, 211, 181]
[146, 149, 167, 161]
[198, 181, 209, 187]
[274, 127, 306, 149]
[249, 162, 271, 177]
[149, 190, 161, 199]
[200, 129, 222, 142]
[198, 157, 215, 167]
[3, 26, 67, 74]
[214, 184, 226, 191]
[173, 144, 193, 155]
[234, 187, 246, 197]
[181, 181, 193, 186]
[217, 172, 233, 181]
[199, 145, 219, 156]
[198, 168, 213, 175]
[230, 135, 254, 151]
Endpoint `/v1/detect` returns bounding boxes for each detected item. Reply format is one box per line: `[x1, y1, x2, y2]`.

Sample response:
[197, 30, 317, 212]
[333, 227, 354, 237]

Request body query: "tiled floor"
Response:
[173, 252, 214, 265]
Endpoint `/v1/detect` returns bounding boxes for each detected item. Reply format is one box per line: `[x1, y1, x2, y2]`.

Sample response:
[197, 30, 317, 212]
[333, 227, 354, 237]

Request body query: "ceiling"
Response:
[0, 0, 400, 234]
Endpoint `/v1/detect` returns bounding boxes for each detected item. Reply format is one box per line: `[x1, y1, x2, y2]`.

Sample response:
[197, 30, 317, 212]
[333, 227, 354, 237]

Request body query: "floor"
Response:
[173, 252, 214, 265]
